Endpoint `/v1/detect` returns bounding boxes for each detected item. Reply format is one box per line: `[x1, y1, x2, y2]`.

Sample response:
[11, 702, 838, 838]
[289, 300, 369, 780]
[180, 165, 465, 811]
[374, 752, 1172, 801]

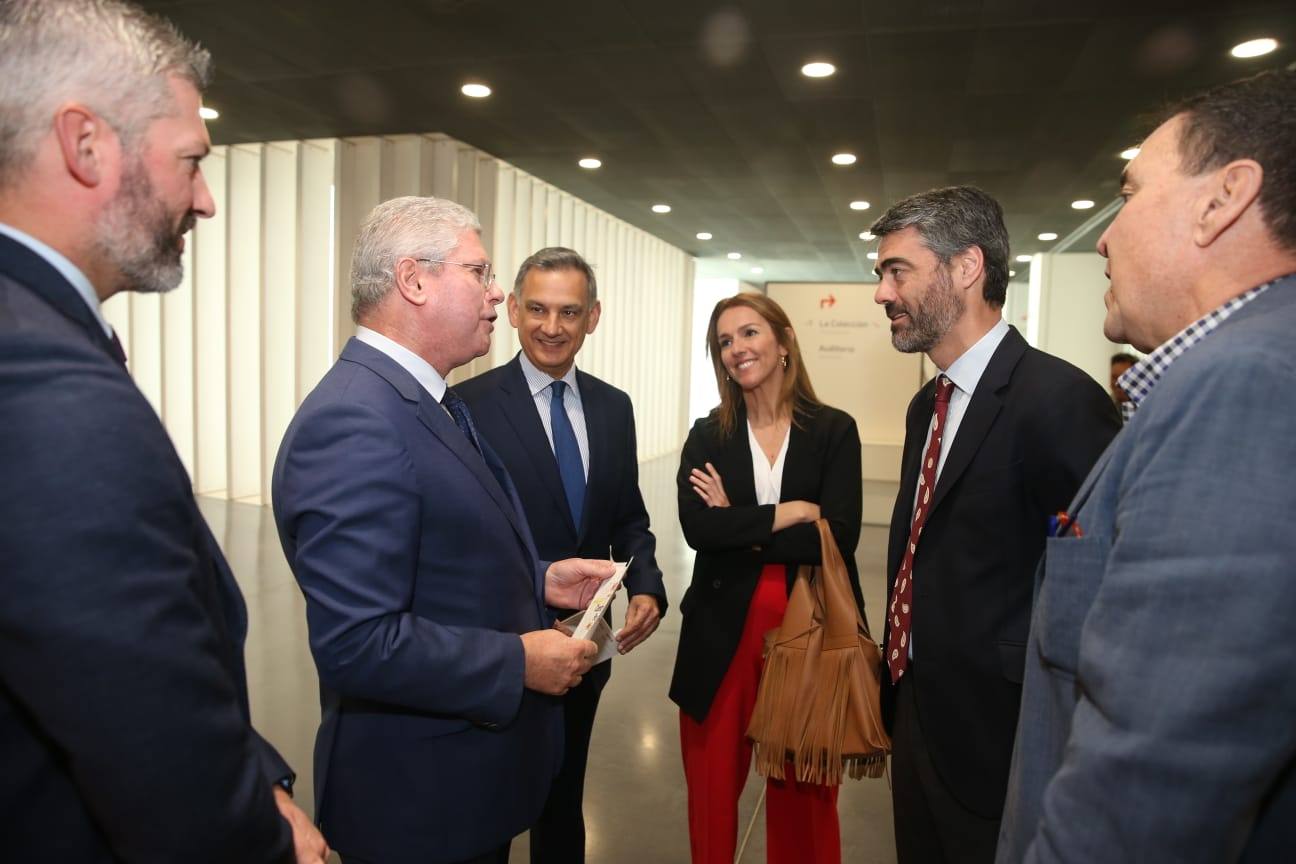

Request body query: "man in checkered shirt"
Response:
[999, 69, 1296, 864]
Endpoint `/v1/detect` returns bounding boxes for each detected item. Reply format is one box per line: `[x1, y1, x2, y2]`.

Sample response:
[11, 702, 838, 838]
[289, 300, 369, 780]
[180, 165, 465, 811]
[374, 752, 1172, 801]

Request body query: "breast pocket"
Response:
[1034, 535, 1112, 678]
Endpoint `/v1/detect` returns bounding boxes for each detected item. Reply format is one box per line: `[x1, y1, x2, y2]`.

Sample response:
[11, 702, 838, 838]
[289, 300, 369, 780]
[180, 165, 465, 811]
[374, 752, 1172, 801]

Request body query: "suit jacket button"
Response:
[712, 579, 721, 589]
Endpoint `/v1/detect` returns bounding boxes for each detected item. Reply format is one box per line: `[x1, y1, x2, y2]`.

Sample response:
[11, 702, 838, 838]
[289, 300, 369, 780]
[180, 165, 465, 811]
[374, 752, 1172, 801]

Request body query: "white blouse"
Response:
[747, 420, 791, 507]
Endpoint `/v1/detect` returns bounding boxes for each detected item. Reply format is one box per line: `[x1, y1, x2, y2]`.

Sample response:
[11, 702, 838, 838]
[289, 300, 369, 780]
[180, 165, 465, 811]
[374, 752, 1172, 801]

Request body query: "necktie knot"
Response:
[551, 380, 566, 400]
[934, 374, 954, 404]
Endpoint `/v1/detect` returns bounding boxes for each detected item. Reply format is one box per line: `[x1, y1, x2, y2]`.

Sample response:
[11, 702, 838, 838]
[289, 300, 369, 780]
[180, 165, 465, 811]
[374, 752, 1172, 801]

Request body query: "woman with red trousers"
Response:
[670, 293, 865, 864]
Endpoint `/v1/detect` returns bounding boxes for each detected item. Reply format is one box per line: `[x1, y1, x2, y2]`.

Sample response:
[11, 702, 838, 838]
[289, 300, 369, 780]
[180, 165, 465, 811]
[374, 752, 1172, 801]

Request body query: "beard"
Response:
[886, 266, 965, 354]
[94, 157, 196, 295]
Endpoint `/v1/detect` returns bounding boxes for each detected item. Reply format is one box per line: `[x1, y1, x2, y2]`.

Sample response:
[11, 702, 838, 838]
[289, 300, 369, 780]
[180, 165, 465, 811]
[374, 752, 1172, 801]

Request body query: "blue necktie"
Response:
[441, 389, 482, 453]
[549, 380, 585, 531]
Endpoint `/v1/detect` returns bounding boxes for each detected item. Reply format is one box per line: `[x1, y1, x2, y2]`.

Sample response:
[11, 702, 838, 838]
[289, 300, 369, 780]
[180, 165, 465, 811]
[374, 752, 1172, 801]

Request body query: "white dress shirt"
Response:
[355, 326, 448, 402]
[517, 351, 590, 480]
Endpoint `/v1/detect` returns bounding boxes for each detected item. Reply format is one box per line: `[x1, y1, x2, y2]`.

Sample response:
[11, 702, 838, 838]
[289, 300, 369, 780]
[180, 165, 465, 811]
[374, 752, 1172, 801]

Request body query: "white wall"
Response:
[103, 134, 694, 503]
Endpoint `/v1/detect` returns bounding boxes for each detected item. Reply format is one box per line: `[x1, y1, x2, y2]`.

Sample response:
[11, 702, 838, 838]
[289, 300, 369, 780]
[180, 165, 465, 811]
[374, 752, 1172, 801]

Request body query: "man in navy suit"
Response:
[458, 247, 668, 863]
[0, 1, 324, 862]
[272, 199, 614, 864]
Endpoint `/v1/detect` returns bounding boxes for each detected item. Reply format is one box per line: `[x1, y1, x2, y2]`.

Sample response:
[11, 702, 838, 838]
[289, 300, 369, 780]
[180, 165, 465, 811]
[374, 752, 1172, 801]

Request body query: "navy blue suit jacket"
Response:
[456, 354, 668, 664]
[272, 338, 562, 864]
[0, 233, 293, 862]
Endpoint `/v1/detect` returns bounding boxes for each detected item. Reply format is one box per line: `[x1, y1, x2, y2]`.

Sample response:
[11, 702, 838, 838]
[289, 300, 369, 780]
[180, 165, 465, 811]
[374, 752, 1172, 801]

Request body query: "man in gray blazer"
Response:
[998, 69, 1296, 863]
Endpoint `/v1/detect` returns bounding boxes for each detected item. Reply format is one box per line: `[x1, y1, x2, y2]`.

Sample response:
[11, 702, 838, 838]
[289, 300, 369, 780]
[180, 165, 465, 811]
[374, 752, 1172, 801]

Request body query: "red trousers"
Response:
[680, 565, 841, 864]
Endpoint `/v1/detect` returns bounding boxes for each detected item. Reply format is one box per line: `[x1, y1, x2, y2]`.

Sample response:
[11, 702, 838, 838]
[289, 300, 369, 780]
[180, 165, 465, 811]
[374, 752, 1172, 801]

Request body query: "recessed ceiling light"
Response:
[859, 231, 875, 241]
[1015, 254, 1033, 263]
[461, 83, 492, 98]
[578, 157, 602, 169]
[849, 200, 871, 211]
[831, 153, 857, 166]
[1072, 199, 1096, 210]
[199, 106, 219, 120]
[727, 252, 742, 260]
[696, 232, 713, 240]
[866, 252, 878, 260]
[1009, 270, 1017, 277]
[751, 266, 764, 274]
[1231, 38, 1278, 59]
[801, 61, 836, 78]
[651, 204, 672, 214]
[1038, 232, 1058, 241]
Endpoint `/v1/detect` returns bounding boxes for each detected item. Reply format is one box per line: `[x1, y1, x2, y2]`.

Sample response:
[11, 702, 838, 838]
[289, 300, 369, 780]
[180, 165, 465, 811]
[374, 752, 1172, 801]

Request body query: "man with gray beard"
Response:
[0, 1, 326, 861]
[868, 186, 1119, 864]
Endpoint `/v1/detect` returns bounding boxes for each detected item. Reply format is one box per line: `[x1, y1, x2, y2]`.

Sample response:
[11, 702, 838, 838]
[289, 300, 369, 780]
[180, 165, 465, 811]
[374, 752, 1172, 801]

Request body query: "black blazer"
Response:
[669, 402, 863, 723]
[0, 232, 294, 862]
[881, 325, 1120, 817]
[457, 354, 667, 671]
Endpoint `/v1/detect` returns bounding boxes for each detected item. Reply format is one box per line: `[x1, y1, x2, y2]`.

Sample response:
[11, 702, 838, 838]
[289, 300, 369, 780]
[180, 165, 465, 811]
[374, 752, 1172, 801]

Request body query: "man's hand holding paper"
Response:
[545, 558, 617, 609]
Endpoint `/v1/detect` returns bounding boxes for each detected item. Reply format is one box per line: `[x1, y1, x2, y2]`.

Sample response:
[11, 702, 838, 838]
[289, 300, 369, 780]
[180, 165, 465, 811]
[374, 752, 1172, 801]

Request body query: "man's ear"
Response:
[394, 258, 428, 307]
[585, 300, 601, 335]
[54, 103, 114, 188]
[952, 245, 986, 292]
[1194, 159, 1263, 247]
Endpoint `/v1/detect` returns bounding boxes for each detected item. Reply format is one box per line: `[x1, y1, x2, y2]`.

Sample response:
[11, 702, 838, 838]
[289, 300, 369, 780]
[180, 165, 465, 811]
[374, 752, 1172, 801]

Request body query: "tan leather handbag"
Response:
[746, 518, 890, 784]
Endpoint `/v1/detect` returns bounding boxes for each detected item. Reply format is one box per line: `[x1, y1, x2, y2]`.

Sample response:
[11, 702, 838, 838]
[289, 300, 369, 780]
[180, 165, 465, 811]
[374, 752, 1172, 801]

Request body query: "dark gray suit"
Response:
[998, 279, 1296, 863]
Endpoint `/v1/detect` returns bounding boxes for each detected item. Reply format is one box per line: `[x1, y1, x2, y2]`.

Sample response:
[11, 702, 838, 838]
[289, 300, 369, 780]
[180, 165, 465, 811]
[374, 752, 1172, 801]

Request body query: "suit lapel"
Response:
[342, 340, 536, 572]
[728, 405, 759, 505]
[499, 358, 578, 538]
[0, 233, 121, 365]
[927, 327, 1027, 516]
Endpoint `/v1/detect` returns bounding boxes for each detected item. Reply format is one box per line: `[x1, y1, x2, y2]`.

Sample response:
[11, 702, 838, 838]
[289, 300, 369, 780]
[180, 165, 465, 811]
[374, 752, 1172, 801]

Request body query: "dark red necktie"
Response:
[887, 374, 954, 683]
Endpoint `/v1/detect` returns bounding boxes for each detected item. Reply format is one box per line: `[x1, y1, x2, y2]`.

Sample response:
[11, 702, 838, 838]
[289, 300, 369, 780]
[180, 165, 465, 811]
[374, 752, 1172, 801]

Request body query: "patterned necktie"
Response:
[441, 389, 482, 453]
[549, 380, 585, 531]
[887, 374, 955, 684]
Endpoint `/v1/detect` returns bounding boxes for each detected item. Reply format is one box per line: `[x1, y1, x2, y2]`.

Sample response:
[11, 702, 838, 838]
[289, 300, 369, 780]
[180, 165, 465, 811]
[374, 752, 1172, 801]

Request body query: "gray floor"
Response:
[201, 453, 897, 863]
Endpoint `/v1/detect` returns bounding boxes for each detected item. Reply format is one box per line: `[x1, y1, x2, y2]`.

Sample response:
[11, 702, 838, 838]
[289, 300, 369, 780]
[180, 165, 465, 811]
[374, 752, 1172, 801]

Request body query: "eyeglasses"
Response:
[416, 258, 496, 289]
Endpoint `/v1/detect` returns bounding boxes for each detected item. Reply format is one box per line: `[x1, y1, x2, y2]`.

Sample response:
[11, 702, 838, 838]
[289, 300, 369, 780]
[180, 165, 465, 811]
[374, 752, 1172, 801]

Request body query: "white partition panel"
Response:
[112, 132, 691, 500]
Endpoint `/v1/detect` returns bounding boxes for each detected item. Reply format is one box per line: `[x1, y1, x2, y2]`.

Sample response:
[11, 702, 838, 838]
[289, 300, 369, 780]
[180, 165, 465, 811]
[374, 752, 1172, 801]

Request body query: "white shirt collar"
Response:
[517, 349, 580, 400]
[940, 318, 1009, 396]
[355, 325, 448, 402]
[0, 221, 113, 339]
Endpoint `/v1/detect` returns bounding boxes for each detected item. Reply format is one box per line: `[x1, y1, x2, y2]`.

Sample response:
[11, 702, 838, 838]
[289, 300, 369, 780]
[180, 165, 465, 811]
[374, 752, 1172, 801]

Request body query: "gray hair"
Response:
[869, 186, 1010, 308]
[0, 0, 211, 189]
[350, 196, 482, 322]
[512, 246, 598, 306]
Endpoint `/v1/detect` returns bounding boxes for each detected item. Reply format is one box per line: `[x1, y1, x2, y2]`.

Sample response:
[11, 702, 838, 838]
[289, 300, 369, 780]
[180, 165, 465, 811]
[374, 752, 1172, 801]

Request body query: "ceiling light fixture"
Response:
[801, 61, 836, 78]
[578, 157, 602, 169]
[651, 204, 672, 214]
[199, 106, 219, 120]
[1038, 232, 1058, 241]
[727, 252, 742, 260]
[461, 83, 492, 98]
[831, 153, 857, 166]
[1230, 38, 1278, 59]
[1009, 270, 1017, 277]
[866, 252, 878, 260]
[1015, 254, 1033, 263]
[751, 266, 765, 274]
[1120, 147, 1140, 160]
[696, 232, 713, 240]
[1071, 199, 1096, 210]
[859, 231, 875, 241]
[849, 200, 871, 211]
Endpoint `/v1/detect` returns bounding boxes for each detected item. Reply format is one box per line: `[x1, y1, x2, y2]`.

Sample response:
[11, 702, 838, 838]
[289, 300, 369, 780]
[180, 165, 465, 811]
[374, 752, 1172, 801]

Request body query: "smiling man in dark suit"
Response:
[457, 246, 667, 864]
[869, 186, 1120, 864]
[0, 1, 324, 862]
